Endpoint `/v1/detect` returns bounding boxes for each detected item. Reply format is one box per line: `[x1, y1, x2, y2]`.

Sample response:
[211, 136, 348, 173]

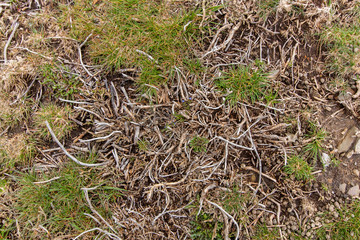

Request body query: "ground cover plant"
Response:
[2, 0, 360, 239]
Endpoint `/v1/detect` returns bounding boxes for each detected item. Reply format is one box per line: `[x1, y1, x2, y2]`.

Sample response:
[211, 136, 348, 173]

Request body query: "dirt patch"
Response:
[318, 104, 360, 196]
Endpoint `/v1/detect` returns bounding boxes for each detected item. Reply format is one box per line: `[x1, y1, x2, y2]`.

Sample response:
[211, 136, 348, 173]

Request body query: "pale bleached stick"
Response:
[33, 176, 61, 184]
[73, 227, 121, 240]
[81, 187, 119, 235]
[4, 21, 19, 64]
[45, 121, 107, 167]
[206, 200, 240, 240]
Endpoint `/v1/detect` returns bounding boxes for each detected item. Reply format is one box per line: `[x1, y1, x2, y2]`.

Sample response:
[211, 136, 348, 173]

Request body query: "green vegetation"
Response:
[16, 164, 123, 238]
[321, 5, 360, 78]
[253, 224, 280, 240]
[189, 136, 209, 153]
[33, 104, 74, 141]
[174, 112, 186, 122]
[283, 155, 314, 181]
[61, 0, 201, 96]
[258, 0, 279, 18]
[216, 65, 274, 105]
[0, 99, 31, 131]
[221, 187, 251, 236]
[190, 211, 224, 240]
[303, 122, 326, 163]
[317, 200, 360, 239]
[137, 139, 149, 152]
[0, 134, 36, 171]
[39, 63, 82, 99]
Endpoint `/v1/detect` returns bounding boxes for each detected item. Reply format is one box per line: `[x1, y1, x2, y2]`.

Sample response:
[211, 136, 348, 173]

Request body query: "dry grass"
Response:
[1, 0, 360, 239]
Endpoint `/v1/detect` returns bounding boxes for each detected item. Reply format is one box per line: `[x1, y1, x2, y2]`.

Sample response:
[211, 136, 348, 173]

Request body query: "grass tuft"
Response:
[303, 122, 326, 163]
[33, 104, 74, 141]
[0, 134, 36, 171]
[283, 155, 314, 181]
[216, 65, 274, 105]
[16, 163, 124, 238]
[190, 211, 224, 240]
[189, 136, 209, 153]
[317, 200, 360, 239]
[61, 0, 201, 95]
[253, 224, 280, 240]
[321, 5, 360, 78]
[39, 63, 82, 100]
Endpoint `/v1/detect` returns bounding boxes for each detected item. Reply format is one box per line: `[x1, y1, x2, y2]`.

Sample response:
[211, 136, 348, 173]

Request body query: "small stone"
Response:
[337, 126, 359, 153]
[329, 205, 335, 212]
[348, 185, 360, 197]
[338, 91, 353, 101]
[347, 150, 354, 159]
[327, 94, 334, 100]
[291, 225, 298, 231]
[355, 140, 360, 154]
[354, 169, 360, 177]
[334, 202, 340, 209]
[333, 211, 339, 218]
[339, 183, 347, 194]
[321, 152, 331, 168]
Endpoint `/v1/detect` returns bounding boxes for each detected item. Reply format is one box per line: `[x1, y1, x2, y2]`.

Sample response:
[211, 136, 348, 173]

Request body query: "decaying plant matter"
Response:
[1, 0, 360, 239]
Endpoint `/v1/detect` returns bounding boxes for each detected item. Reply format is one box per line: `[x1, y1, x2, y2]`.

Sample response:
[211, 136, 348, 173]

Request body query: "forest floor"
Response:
[2, 0, 360, 239]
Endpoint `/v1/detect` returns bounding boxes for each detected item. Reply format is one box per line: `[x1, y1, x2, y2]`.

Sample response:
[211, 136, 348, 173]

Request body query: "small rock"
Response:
[355, 140, 360, 154]
[334, 202, 340, 209]
[339, 183, 347, 194]
[354, 169, 360, 177]
[347, 150, 354, 159]
[333, 211, 339, 218]
[329, 205, 335, 212]
[348, 185, 360, 197]
[337, 126, 359, 153]
[321, 153, 331, 168]
[338, 91, 353, 101]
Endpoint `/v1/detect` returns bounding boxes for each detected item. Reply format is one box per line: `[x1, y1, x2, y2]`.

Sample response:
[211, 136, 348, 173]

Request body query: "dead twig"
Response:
[45, 121, 108, 167]
[3, 21, 19, 64]
[206, 200, 240, 240]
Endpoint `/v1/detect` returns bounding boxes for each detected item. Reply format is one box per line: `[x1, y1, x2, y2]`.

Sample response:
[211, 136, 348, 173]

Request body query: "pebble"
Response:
[334, 202, 340, 209]
[321, 152, 331, 168]
[339, 183, 347, 194]
[337, 126, 359, 153]
[354, 169, 360, 177]
[348, 184, 360, 197]
[347, 150, 354, 159]
[355, 139, 360, 154]
[291, 225, 298, 231]
[329, 205, 335, 212]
